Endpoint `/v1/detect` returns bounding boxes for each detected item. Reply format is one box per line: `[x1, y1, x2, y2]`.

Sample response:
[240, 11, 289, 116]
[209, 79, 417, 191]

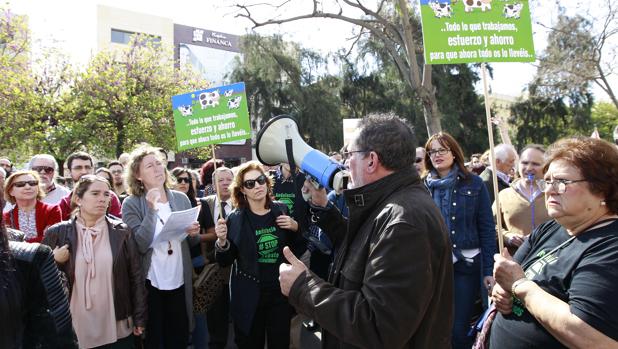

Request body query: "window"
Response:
[111, 29, 161, 45]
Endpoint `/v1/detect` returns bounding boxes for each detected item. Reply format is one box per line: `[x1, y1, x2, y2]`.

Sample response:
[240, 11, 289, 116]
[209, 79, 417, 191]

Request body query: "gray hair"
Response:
[355, 113, 417, 172]
[212, 166, 234, 181]
[493, 144, 517, 162]
[28, 154, 59, 172]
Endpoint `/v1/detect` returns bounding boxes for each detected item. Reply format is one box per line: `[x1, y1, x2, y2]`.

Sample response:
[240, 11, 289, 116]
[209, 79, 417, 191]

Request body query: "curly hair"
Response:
[543, 137, 618, 214]
[125, 144, 174, 196]
[230, 161, 273, 210]
[4, 171, 45, 205]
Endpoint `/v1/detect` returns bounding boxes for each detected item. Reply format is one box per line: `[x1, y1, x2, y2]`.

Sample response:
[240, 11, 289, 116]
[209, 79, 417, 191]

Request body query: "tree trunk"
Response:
[421, 89, 442, 136]
[115, 119, 125, 158]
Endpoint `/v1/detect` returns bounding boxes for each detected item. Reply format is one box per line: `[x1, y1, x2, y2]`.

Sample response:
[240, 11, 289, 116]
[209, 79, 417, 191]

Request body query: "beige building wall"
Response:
[96, 5, 173, 52]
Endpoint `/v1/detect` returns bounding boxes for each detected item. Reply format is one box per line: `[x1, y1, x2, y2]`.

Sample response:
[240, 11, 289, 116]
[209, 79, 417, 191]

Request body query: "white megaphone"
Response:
[256, 115, 349, 194]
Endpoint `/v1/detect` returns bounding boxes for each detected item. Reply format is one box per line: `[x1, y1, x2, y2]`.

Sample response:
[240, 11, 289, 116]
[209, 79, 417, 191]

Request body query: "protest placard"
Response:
[419, 0, 535, 64]
[171, 82, 251, 151]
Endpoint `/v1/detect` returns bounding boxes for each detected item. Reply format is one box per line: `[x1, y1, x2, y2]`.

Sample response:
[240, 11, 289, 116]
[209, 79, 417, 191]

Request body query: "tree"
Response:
[229, 33, 343, 151]
[68, 35, 207, 158]
[534, 1, 618, 109]
[234, 0, 443, 136]
[591, 102, 618, 141]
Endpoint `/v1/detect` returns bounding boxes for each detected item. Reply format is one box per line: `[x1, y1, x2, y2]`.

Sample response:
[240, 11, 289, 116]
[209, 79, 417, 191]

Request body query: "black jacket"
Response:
[215, 201, 305, 335]
[2, 241, 77, 348]
[42, 217, 147, 328]
[289, 170, 454, 348]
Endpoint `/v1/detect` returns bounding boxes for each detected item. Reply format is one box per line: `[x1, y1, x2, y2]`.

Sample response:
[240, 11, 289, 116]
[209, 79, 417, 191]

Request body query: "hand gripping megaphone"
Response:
[255, 115, 349, 194]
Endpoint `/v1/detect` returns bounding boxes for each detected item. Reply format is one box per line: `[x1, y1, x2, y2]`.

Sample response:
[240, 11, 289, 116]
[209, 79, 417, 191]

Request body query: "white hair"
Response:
[493, 144, 517, 162]
[28, 154, 59, 174]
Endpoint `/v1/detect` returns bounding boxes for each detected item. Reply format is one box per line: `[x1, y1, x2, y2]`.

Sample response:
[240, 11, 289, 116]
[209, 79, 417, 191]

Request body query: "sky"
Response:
[8, 0, 616, 102]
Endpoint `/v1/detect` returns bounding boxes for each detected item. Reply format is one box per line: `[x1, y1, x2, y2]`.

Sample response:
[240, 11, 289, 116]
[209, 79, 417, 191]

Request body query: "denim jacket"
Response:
[426, 172, 496, 276]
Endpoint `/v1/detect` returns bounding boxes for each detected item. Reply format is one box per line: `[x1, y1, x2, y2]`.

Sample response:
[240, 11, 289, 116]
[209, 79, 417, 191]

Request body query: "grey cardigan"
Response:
[121, 189, 199, 330]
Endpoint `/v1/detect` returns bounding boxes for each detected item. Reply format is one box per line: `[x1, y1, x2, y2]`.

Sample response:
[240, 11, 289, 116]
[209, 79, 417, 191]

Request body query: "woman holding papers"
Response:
[121, 145, 201, 348]
[43, 174, 146, 348]
[214, 161, 305, 349]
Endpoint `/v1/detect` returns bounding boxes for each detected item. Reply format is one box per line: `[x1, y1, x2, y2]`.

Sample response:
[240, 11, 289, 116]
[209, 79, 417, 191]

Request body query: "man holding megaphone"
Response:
[278, 113, 454, 348]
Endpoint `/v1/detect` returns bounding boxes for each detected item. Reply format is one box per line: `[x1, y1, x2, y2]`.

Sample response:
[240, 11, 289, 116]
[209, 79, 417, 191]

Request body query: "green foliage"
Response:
[591, 102, 618, 141]
[229, 34, 343, 151]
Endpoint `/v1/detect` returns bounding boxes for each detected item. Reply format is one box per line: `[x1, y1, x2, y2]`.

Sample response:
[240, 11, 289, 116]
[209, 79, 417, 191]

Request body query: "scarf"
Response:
[425, 167, 459, 221]
[76, 215, 106, 310]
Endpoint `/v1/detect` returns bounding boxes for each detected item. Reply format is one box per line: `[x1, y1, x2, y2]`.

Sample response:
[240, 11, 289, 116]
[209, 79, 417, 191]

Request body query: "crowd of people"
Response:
[1, 114, 618, 349]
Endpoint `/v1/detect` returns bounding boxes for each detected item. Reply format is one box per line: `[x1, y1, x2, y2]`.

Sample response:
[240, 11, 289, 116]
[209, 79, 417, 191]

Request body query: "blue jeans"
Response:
[452, 254, 481, 349]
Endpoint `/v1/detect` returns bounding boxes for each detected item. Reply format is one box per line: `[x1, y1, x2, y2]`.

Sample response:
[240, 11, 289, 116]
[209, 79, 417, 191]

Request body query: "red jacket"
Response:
[3, 201, 63, 243]
[57, 191, 122, 221]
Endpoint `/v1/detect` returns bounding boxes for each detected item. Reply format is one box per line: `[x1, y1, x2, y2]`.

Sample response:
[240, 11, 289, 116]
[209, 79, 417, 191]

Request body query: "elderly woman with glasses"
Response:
[214, 161, 304, 349]
[423, 132, 496, 349]
[3, 170, 62, 243]
[489, 137, 618, 348]
[43, 175, 146, 348]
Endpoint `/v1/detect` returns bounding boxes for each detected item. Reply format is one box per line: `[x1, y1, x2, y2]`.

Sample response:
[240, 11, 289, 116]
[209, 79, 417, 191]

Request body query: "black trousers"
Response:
[206, 283, 230, 349]
[145, 280, 188, 349]
[234, 289, 291, 349]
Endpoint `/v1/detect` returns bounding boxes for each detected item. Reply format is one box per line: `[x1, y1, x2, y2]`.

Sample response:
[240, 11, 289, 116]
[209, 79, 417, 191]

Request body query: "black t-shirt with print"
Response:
[490, 219, 618, 348]
[246, 209, 285, 290]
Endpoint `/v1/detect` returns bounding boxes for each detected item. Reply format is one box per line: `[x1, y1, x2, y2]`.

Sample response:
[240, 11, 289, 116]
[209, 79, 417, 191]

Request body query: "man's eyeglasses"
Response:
[71, 165, 93, 171]
[428, 148, 451, 157]
[14, 180, 39, 188]
[537, 179, 586, 194]
[111, 170, 123, 175]
[415, 157, 423, 164]
[242, 174, 267, 189]
[176, 177, 192, 184]
[342, 150, 367, 160]
[32, 166, 54, 174]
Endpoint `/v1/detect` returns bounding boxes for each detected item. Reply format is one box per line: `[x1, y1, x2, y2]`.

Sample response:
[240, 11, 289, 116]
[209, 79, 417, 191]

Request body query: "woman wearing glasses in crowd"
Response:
[171, 167, 198, 208]
[214, 161, 304, 349]
[43, 175, 146, 348]
[490, 137, 618, 348]
[3, 170, 62, 243]
[423, 132, 496, 349]
[121, 145, 201, 348]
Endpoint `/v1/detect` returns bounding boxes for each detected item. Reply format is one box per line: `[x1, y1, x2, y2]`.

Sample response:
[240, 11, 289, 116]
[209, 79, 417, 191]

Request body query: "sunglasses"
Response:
[14, 180, 39, 188]
[32, 166, 54, 174]
[176, 177, 192, 184]
[242, 174, 267, 189]
[415, 157, 423, 164]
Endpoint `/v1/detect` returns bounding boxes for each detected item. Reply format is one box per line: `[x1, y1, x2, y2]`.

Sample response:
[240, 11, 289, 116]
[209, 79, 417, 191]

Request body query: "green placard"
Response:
[171, 82, 251, 151]
[419, 0, 535, 64]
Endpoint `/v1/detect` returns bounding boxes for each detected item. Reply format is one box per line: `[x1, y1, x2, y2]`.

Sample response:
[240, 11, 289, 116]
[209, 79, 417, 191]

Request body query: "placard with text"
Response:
[171, 82, 251, 151]
[418, 0, 535, 64]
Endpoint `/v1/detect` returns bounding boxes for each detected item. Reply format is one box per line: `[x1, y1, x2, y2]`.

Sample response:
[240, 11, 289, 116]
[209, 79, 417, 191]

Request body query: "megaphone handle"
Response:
[285, 138, 297, 176]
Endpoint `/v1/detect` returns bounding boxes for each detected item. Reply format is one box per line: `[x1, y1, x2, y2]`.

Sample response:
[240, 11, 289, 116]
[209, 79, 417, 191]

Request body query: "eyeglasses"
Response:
[537, 179, 587, 194]
[32, 166, 54, 174]
[111, 170, 123, 175]
[415, 157, 423, 164]
[428, 148, 451, 157]
[14, 180, 39, 188]
[242, 174, 267, 189]
[176, 177, 192, 184]
[0, 164, 11, 169]
[71, 165, 93, 171]
[342, 150, 368, 160]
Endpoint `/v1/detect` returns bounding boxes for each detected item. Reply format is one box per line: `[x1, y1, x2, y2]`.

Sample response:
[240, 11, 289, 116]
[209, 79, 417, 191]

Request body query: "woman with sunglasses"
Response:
[121, 145, 201, 348]
[214, 161, 304, 349]
[171, 167, 198, 208]
[490, 137, 618, 348]
[43, 175, 146, 348]
[423, 133, 496, 349]
[3, 170, 62, 243]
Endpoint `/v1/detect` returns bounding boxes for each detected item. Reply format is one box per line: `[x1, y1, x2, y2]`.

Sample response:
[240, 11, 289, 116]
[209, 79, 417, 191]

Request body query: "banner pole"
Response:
[481, 63, 505, 253]
[211, 144, 224, 221]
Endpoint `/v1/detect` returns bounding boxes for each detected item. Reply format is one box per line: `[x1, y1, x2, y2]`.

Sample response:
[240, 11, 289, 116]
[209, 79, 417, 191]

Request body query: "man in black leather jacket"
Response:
[279, 114, 454, 348]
